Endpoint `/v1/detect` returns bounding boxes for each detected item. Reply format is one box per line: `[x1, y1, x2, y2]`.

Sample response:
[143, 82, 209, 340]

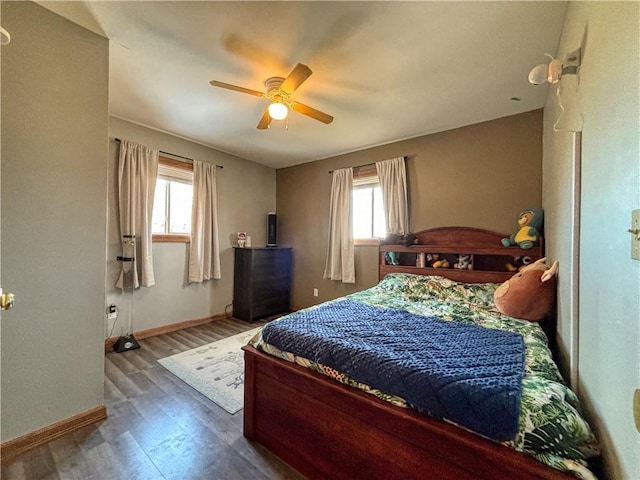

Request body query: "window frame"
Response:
[152, 156, 193, 243]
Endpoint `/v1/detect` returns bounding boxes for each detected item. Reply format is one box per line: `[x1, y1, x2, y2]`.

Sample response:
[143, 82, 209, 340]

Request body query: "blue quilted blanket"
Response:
[262, 299, 525, 441]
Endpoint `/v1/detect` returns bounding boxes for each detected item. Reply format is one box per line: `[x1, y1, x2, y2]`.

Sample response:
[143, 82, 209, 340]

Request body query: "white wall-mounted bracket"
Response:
[562, 48, 581, 76]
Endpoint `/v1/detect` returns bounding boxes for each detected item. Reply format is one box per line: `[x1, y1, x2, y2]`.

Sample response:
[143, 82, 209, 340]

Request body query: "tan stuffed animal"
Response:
[493, 257, 559, 322]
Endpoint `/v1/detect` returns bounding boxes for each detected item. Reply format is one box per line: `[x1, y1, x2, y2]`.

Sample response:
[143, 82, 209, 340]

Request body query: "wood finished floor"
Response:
[1, 317, 304, 480]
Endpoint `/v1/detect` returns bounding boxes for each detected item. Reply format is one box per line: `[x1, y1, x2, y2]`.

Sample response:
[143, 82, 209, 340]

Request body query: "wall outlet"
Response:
[313, 288, 319, 297]
[631, 209, 640, 261]
[106, 304, 118, 320]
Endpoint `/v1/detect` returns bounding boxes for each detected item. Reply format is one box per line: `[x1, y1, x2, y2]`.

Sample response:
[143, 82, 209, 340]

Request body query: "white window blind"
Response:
[158, 162, 193, 184]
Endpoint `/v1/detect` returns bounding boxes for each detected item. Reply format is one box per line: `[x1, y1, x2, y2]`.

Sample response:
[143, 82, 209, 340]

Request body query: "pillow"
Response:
[493, 258, 558, 322]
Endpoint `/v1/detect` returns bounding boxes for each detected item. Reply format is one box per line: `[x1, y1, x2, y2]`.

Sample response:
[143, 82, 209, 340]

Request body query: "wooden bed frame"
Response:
[379, 226, 543, 283]
[243, 227, 573, 479]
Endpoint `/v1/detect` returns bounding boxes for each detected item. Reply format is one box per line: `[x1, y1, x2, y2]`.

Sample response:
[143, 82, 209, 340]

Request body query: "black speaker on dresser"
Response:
[267, 212, 277, 246]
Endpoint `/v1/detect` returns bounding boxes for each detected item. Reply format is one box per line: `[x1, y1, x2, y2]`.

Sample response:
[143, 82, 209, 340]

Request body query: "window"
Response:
[152, 157, 193, 242]
[352, 165, 385, 243]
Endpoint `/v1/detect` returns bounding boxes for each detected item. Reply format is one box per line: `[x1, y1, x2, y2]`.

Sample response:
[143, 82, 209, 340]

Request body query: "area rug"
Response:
[157, 327, 262, 414]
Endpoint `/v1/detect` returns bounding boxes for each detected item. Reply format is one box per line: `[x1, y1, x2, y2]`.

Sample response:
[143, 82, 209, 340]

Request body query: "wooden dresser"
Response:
[233, 247, 292, 322]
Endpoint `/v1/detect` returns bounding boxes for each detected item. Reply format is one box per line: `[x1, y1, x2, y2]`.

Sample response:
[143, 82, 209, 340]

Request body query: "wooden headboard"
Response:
[379, 227, 543, 283]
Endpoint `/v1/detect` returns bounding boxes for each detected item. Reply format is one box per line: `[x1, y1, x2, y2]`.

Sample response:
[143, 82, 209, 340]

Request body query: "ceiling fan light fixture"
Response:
[268, 102, 288, 120]
[209, 63, 332, 129]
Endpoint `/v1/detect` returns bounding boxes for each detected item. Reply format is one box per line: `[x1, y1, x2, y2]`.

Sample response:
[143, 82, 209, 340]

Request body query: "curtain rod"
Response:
[113, 138, 223, 169]
[328, 156, 406, 174]
[328, 162, 374, 174]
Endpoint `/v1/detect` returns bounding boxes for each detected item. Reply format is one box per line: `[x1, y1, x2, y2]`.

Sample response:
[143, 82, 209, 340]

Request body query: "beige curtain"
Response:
[116, 140, 159, 289]
[323, 168, 355, 283]
[188, 160, 221, 283]
[376, 157, 409, 234]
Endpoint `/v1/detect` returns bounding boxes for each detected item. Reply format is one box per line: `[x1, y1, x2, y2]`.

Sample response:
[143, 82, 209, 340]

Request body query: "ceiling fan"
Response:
[209, 63, 333, 130]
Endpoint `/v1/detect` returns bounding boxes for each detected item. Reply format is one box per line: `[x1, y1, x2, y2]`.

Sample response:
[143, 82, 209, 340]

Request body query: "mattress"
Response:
[250, 273, 600, 479]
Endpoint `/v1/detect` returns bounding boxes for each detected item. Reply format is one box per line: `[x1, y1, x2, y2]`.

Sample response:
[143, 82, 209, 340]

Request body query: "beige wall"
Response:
[106, 118, 276, 337]
[277, 110, 543, 308]
[543, 2, 640, 478]
[1, 2, 109, 441]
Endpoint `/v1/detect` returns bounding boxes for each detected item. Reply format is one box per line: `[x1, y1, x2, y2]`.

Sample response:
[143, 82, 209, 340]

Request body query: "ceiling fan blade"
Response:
[257, 108, 272, 130]
[291, 102, 334, 124]
[280, 63, 313, 95]
[209, 80, 265, 98]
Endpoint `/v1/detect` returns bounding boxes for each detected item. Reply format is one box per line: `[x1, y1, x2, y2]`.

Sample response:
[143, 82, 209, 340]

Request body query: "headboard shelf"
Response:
[379, 244, 542, 256]
[379, 226, 543, 284]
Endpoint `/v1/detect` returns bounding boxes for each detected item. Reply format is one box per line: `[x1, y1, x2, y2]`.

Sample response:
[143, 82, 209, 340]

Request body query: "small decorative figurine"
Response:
[454, 254, 474, 270]
[237, 232, 247, 248]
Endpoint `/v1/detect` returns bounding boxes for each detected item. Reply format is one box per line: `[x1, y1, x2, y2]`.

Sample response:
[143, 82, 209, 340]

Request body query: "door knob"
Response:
[1, 292, 15, 310]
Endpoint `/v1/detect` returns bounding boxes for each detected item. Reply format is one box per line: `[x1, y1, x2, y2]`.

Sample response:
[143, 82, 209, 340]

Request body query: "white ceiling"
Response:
[38, 1, 566, 169]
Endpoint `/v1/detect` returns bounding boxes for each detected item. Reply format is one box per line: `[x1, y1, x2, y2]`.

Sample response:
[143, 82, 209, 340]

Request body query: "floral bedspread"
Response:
[250, 273, 599, 479]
